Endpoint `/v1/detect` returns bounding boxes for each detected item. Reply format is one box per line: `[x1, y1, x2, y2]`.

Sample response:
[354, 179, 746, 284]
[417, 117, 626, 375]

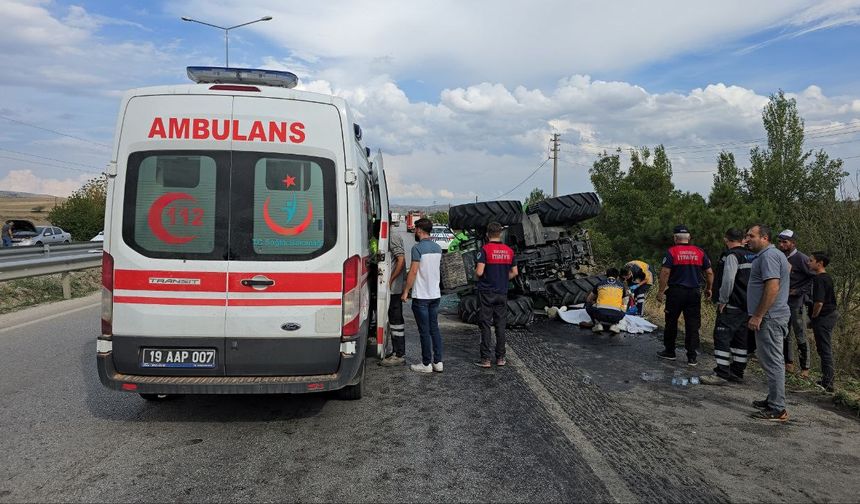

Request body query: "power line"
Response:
[494, 157, 551, 200]
[561, 121, 860, 156]
[0, 114, 112, 150]
[0, 147, 105, 169]
[0, 155, 103, 175]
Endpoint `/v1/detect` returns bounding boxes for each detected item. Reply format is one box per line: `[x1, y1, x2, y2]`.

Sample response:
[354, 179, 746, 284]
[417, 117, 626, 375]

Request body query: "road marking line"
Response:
[507, 348, 637, 504]
[0, 301, 100, 334]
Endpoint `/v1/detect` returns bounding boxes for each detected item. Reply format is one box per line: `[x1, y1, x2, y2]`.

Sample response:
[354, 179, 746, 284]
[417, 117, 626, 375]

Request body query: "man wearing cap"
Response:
[701, 228, 754, 385]
[777, 229, 814, 377]
[656, 225, 714, 366]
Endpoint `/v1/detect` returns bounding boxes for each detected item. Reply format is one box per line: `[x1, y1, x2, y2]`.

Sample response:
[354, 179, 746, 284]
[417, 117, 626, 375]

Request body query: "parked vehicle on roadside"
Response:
[13, 225, 72, 246]
[91, 231, 105, 242]
[97, 66, 392, 401]
[430, 224, 455, 251]
[390, 211, 401, 226]
[441, 193, 603, 327]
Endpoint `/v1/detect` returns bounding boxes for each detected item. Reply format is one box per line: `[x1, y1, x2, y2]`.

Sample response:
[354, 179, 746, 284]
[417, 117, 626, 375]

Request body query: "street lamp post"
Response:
[181, 15, 273, 67]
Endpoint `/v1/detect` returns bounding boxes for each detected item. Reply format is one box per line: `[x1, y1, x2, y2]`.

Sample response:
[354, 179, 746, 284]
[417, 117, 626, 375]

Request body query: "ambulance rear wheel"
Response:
[337, 358, 365, 400]
[139, 393, 171, 401]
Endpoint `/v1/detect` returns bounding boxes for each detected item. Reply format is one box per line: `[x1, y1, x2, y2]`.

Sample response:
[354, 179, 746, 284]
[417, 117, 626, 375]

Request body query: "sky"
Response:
[1, 0, 860, 205]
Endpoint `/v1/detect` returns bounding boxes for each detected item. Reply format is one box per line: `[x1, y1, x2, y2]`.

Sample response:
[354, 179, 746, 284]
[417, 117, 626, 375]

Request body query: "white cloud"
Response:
[0, 169, 90, 197]
[169, 0, 826, 87]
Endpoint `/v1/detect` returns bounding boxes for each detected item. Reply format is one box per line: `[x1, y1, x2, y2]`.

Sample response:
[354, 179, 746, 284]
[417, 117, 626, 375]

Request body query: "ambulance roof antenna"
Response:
[181, 15, 273, 68]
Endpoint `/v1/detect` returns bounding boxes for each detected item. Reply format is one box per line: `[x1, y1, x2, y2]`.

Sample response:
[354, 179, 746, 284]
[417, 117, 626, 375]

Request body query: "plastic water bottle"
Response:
[690, 376, 700, 385]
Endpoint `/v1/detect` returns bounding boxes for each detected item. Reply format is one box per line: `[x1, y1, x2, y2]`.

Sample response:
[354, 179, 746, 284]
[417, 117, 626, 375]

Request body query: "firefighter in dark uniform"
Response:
[656, 225, 714, 366]
[701, 228, 754, 384]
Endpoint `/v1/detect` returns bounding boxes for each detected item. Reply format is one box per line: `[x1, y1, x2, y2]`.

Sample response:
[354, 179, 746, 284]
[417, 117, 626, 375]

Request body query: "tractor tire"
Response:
[545, 275, 606, 307]
[506, 296, 534, 327]
[458, 294, 481, 324]
[528, 192, 601, 226]
[458, 294, 534, 327]
[449, 200, 524, 230]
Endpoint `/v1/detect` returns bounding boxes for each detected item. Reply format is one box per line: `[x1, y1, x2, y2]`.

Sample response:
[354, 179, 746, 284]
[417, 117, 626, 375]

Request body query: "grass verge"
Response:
[642, 287, 860, 417]
[0, 269, 101, 315]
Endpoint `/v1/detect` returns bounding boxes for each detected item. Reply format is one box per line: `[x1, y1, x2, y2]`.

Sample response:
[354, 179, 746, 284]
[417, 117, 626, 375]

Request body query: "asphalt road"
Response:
[1, 282, 858, 502]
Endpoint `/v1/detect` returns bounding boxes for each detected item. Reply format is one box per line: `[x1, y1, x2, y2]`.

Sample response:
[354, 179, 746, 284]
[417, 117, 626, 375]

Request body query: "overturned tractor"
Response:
[441, 192, 606, 327]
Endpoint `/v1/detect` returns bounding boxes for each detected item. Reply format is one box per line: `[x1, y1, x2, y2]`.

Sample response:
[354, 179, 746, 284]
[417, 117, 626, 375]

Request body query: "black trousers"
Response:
[712, 307, 749, 378]
[811, 312, 838, 388]
[663, 286, 701, 359]
[478, 290, 507, 361]
[784, 297, 810, 369]
[388, 294, 405, 357]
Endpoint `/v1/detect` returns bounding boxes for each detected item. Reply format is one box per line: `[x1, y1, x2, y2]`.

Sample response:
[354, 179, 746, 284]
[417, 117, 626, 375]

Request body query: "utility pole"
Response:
[550, 133, 560, 197]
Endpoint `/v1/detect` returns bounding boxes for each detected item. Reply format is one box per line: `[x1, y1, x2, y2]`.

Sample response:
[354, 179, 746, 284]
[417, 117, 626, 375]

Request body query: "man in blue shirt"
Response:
[746, 224, 791, 422]
[402, 218, 444, 374]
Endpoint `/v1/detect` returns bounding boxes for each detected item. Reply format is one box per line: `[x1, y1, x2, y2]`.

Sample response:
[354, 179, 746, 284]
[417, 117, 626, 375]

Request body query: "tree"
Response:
[742, 90, 845, 225]
[524, 187, 548, 211]
[48, 176, 106, 241]
[429, 211, 449, 225]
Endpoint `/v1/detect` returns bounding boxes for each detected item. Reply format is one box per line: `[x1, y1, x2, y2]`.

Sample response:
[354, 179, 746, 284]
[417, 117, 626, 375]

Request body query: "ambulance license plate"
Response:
[141, 348, 216, 369]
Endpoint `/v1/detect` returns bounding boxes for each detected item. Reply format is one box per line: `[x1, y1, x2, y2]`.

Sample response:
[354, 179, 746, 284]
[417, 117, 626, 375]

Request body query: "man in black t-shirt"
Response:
[808, 251, 839, 393]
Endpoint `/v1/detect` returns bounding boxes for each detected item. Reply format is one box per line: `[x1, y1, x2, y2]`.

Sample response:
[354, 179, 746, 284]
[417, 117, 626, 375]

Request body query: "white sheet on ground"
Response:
[558, 308, 657, 334]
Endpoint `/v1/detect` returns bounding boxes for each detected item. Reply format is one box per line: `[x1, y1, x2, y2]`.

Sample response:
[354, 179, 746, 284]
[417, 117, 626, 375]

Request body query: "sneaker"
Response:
[687, 357, 698, 367]
[752, 408, 789, 422]
[752, 398, 769, 409]
[816, 381, 835, 393]
[410, 363, 433, 374]
[592, 323, 604, 333]
[657, 350, 676, 361]
[727, 373, 745, 384]
[474, 359, 491, 369]
[496, 358, 507, 367]
[800, 368, 810, 379]
[699, 374, 727, 386]
[432, 362, 444, 373]
[608, 324, 621, 334]
[379, 355, 405, 367]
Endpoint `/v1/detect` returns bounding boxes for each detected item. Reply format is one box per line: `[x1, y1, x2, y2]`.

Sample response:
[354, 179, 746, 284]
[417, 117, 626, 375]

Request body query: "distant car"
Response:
[91, 231, 105, 242]
[430, 225, 455, 251]
[13, 225, 72, 246]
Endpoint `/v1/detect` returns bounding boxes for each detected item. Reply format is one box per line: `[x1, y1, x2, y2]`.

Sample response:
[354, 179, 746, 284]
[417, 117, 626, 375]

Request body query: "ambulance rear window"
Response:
[229, 152, 336, 260]
[123, 152, 228, 259]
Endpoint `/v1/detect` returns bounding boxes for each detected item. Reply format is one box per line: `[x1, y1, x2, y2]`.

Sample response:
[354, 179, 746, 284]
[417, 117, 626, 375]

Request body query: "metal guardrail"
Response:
[0, 242, 99, 259]
[0, 244, 103, 299]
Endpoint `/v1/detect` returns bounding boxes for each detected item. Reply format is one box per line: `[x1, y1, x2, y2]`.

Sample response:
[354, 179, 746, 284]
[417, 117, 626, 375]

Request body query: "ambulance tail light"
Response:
[342, 255, 361, 339]
[101, 251, 114, 337]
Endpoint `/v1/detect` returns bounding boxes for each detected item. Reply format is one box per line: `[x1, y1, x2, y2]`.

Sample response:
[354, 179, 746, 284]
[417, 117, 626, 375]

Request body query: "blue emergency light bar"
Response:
[187, 66, 298, 89]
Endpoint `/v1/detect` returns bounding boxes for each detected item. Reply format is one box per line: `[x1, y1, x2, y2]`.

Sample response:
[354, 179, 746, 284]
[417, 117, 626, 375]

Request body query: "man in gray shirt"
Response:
[380, 230, 407, 366]
[745, 224, 791, 422]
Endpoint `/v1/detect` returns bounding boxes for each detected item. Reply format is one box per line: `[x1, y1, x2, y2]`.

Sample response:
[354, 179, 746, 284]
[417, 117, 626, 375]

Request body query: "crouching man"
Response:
[586, 268, 629, 334]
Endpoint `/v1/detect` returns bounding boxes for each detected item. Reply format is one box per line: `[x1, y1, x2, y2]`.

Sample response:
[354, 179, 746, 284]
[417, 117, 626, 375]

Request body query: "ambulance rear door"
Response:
[109, 94, 232, 376]
[224, 96, 347, 376]
[371, 150, 391, 358]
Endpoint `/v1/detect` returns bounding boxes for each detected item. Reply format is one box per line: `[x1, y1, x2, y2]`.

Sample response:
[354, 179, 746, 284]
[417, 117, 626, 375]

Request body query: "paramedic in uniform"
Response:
[585, 268, 629, 334]
[620, 260, 653, 316]
[657, 225, 714, 366]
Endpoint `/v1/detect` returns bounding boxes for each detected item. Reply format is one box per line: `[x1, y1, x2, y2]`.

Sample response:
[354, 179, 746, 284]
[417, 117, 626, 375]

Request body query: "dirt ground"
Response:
[0, 194, 63, 224]
[505, 313, 860, 503]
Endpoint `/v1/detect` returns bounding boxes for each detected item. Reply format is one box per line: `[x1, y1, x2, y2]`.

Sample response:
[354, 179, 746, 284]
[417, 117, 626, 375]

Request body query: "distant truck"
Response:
[405, 211, 423, 232]
[391, 212, 401, 226]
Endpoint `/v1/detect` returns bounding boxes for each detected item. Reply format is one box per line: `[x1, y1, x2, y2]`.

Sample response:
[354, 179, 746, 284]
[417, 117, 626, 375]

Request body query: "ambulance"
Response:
[97, 67, 392, 400]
